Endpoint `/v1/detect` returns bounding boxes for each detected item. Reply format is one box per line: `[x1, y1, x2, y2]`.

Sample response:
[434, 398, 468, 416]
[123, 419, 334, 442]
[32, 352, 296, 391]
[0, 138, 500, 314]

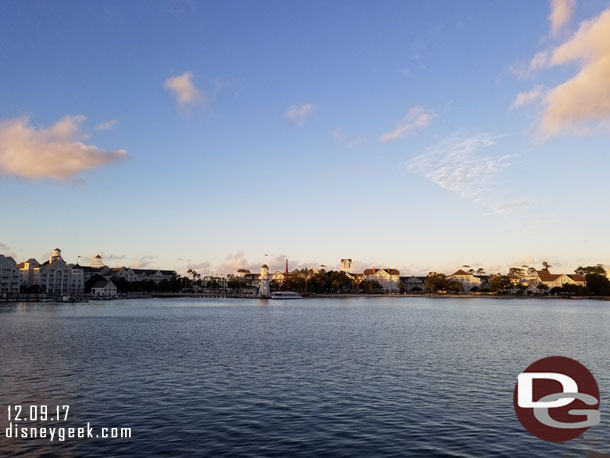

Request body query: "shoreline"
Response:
[3, 293, 609, 304]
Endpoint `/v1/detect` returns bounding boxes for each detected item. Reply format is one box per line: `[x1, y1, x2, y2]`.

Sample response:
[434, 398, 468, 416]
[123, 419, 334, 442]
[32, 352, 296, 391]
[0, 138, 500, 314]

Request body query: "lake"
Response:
[0, 297, 608, 457]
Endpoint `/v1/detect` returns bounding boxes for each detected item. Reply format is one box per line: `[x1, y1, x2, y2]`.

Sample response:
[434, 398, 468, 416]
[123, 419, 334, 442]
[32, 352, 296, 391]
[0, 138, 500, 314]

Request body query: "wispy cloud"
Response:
[550, 0, 576, 36]
[0, 115, 126, 180]
[164, 71, 206, 106]
[94, 119, 117, 131]
[185, 261, 212, 274]
[131, 255, 158, 269]
[511, 86, 545, 109]
[332, 128, 365, 148]
[284, 104, 313, 126]
[404, 132, 512, 202]
[485, 200, 529, 215]
[0, 242, 16, 258]
[379, 106, 436, 142]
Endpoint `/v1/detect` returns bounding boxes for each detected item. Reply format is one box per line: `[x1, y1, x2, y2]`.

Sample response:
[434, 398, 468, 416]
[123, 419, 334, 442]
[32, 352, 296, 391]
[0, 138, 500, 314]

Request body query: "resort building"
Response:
[400, 275, 427, 292]
[132, 269, 177, 283]
[0, 254, 21, 295]
[446, 270, 489, 292]
[36, 249, 82, 295]
[271, 270, 286, 282]
[103, 267, 139, 282]
[534, 270, 586, 289]
[91, 279, 118, 297]
[17, 258, 40, 286]
[236, 269, 250, 278]
[363, 268, 400, 292]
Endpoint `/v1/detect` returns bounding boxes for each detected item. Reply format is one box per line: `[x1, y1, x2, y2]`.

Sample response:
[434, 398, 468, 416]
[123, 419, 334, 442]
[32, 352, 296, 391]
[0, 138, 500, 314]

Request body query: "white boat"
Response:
[270, 291, 302, 299]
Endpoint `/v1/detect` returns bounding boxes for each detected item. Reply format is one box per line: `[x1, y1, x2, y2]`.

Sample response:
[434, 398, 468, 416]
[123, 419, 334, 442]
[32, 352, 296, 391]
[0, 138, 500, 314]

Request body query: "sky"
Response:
[1, 0, 610, 276]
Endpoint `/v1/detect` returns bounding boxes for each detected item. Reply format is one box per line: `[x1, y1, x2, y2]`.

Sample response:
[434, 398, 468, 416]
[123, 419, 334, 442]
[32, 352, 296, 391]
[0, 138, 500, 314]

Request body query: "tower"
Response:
[50, 248, 63, 263]
[91, 254, 105, 268]
[258, 264, 270, 298]
[341, 258, 352, 273]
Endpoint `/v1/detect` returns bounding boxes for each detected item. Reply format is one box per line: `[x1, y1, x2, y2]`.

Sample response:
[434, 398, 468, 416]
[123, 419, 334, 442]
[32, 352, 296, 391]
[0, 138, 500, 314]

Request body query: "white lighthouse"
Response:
[258, 264, 270, 298]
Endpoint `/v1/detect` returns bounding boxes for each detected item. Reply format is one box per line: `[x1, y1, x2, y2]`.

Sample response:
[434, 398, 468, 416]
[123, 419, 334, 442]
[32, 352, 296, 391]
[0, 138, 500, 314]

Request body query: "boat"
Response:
[270, 291, 302, 299]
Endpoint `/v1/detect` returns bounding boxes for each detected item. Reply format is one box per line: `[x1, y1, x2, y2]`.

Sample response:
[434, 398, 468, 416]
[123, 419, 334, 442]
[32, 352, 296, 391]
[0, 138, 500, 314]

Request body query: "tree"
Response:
[515, 284, 527, 295]
[490, 275, 511, 293]
[527, 267, 537, 276]
[575, 264, 606, 276]
[445, 279, 463, 293]
[476, 268, 485, 275]
[227, 277, 248, 292]
[585, 274, 610, 296]
[508, 267, 522, 276]
[537, 283, 549, 293]
[542, 261, 551, 270]
[358, 280, 383, 293]
[425, 273, 448, 293]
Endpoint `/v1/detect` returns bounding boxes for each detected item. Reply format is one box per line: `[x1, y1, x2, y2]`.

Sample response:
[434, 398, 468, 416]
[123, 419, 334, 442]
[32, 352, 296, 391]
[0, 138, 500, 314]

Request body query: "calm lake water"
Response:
[0, 297, 609, 457]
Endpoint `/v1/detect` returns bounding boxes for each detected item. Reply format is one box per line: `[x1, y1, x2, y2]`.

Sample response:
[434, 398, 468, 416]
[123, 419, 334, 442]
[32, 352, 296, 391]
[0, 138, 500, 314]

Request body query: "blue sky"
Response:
[1, 0, 609, 275]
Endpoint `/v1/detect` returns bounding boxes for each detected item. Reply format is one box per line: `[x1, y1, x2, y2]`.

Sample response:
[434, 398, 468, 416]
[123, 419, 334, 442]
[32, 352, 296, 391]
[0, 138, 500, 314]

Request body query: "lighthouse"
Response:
[258, 264, 270, 298]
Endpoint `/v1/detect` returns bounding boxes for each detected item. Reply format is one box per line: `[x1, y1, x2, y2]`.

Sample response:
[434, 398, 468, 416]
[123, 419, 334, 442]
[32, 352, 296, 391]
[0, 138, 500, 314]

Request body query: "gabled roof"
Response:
[91, 280, 116, 289]
[17, 258, 39, 268]
[567, 274, 585, 282]
[363, 268, 400, 275]
[449, 269, 471, 276]
[79, 265, 106, 273]
[536, 270, 561, 282]
[38, 259, 68, 270]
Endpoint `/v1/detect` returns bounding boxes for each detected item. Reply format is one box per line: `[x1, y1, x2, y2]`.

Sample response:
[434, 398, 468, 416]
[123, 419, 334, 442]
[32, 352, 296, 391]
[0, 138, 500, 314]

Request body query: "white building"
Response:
[91, 280, 118, 297]
[36, 249, 74, 294]
[132, 269, 177, 283]
[363, 268, 400, 292]
[446, 269, 489, 292]
[17, 258, 40, 286]
[103, 267, 138, 282]
[535, 270, 586, 289]
[20, 249, 85, 295]
[0, 254, 21, 295]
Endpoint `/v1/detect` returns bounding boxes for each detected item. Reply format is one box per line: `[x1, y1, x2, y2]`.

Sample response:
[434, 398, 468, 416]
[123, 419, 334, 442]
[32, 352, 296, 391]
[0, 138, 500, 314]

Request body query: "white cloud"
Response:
[550, 0, 576, 36]
[164, 71, 206, 106]
[540, 9, 610, 137]
[284, 104, 313, 126]
[511, 86, 545, 109]
[0, 115, 127, 180]
[94, 119, 117, 131]
[404, 133, 511, 201]
[379, 106, 436, 142]
[512, 7, 610, 138]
